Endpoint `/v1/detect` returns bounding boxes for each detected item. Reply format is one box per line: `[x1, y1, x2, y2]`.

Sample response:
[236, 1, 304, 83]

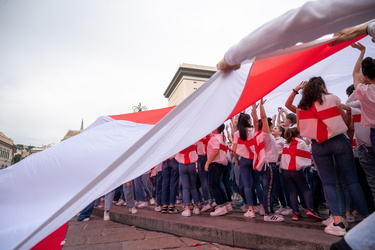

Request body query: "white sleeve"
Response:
[368, 22, 375, 38]
[224, 0, 375, 65]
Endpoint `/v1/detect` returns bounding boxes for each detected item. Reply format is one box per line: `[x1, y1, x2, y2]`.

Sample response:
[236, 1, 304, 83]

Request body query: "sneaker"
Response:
[236, 201, 245, 207]
[324, 222, 346, 236]
[275, 206, 286, 215]
[226, 203, 233, 212]
[345, 213, 356, 223]
[161, 205, 168, 214]
[129, 207, 138, 214]
[103, 210, 110, 221]
[210, 206, 228, 216]
[193, 207, 200, 215]
[280, 207, 293, 216]
[201, 203, 212, 212]
[82, 217, 90, 222]
[168, 205, 178, 214]
[115, 199, 125, 206]
[244, 210, 256, 218]
[322, 216, 333, 226]
[254, 206, 260, 214]
[137, 201, 148, 208]
[240, 204, 249, 212]
[96, 204, 104, 208]
[259, 207, 266, 216]
[292, 213, 303, 221]
[149, 198, 156, 205]
[299, 205, 306, 214]
[154, 206, 162, 212]
[306, 209, 323, 221]
[264, 214, 285, 222]
[342, 218, 349, 228]
[182, 209, 191, 217]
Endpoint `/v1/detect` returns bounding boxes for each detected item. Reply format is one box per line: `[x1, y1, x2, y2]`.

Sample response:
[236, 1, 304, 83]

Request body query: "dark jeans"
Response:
[208, 162, 227, 206]
[281, 169, 314, 214]
[358, 145, 375, 211]
[239, 157, 255, 206]
[260, 163, 277, 215]
[162, 159, 179, 205]
[221, 164, 232, 202]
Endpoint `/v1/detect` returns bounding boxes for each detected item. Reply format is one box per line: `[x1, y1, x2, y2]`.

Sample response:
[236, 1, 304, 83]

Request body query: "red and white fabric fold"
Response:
[175, 144, 198, 164]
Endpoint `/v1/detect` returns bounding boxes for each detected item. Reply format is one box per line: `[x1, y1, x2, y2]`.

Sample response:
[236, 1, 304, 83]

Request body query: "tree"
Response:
[132, 102, 148, 112]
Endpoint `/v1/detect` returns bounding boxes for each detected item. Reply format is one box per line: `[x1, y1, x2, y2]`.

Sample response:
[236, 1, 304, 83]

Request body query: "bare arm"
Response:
[351, 42, 366, 89]
[285, 81, 306, 113]
[331, 21, 374, 46]
[251, 103, 259, 132]
[260, 99, 270, 134]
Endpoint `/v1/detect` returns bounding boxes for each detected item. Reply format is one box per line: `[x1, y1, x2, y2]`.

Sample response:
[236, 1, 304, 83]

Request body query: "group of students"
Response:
[78, 41, 375, 241]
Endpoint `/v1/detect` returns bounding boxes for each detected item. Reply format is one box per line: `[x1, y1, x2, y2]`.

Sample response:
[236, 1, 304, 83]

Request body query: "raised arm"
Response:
[251, 103, 259, 132]
[285, 81, 306, 113]
[351, 42, 366, 89]
[260, 99, 270, 134]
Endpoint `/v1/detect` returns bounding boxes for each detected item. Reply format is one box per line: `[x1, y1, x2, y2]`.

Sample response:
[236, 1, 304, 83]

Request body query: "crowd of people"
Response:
[77, 23, 375, 242]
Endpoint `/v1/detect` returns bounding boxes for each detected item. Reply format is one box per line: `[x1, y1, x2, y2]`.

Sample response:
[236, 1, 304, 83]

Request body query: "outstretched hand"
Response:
[216, 59, 241, 71]
[351, 42, 366, 52]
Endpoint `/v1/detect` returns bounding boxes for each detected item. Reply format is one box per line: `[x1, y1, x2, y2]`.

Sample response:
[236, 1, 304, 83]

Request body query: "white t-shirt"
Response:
[355, 83, 375, 128]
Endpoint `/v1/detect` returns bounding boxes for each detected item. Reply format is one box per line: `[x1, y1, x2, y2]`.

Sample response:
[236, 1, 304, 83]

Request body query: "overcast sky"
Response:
[0, 0, 311, 146]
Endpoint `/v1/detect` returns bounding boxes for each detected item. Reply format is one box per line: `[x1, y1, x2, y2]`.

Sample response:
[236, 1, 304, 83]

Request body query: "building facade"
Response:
[163, 63, 216, 106]
[0, 132, 16, 169]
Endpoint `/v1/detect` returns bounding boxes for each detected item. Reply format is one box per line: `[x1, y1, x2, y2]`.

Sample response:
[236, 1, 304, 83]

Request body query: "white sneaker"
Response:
[103, 210, 110, 221]
[137, 201, 148, 208]
[226, 203, 233, 212]
[182, 209, 191, 217]
[82, 217, 90, 222]
[280, 207, 293, 216]
[244, 210, 256, 218]
[322, 216, 333, 226]
[264, 214, 284, 222]
[129, 207, 138, 214]
[324, 222, 346, 236]
[211, 201, 217, 208]
[210, 206, 227, 216]
[154, 206, 162, 212]
[149, 198, 156, 205]
[201, 204, 212, 212]
[115, 199, 125, 206]
[275, 206, 286, 214]
[193, 207, 200, 215]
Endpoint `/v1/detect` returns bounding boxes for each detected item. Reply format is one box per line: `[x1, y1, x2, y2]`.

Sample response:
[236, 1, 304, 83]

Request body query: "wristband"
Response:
[293, 89, 299, 94]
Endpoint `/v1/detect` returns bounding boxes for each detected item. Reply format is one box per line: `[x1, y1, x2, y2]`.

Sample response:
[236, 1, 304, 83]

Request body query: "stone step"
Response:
[93, 205, 352, 250]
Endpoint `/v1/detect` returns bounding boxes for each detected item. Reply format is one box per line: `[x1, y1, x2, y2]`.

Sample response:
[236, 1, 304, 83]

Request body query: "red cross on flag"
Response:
[280, 137, 311, 171]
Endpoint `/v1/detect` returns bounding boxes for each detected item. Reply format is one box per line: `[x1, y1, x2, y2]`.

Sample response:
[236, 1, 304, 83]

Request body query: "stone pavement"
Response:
[63, 202, 354, 250]
[63, 215, 248, 250]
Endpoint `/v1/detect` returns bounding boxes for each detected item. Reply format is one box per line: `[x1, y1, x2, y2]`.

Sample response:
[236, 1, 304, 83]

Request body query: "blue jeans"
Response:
[77, 200, 95, 221]
[312, 133, 369, 217]
[281, 169, 314, 214]
[344, 211, 375, 249]
[179, 163, 200, 205]
[239, 157, 255, 206]
[208, 162, 227, 206]
[260, 163, 277, 215]
[252, 168, 264, 205]
[162, 159, 179, 205]
[123, 183, 135, 208]
[358, 145, 375, 207]
[197, 155, 210, 202]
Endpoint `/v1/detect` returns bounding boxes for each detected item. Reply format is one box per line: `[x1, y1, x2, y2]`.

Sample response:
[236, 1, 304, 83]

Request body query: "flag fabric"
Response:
[249, 131, 266, 171]
[1, 2, 375, 249]
[175, 145, 198, 164]
[280, 137, 311, 171]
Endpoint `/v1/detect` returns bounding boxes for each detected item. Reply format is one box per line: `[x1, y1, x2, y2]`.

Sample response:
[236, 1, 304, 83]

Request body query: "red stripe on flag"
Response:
[282, 138, 310, 171]
[109, 106, 175, 124]
[228, 36, 366, 119]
